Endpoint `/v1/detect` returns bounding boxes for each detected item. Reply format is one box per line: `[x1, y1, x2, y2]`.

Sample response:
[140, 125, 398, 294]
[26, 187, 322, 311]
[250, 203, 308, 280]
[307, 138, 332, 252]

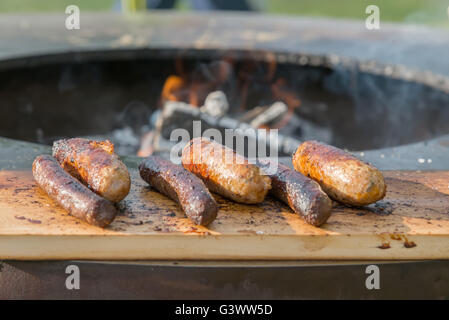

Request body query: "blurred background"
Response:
[1, 0, 448, 27]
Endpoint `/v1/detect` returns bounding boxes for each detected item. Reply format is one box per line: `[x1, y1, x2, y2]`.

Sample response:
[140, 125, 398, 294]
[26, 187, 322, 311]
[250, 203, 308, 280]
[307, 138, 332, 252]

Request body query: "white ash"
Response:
[200, 91, 229, 118]
[145, 99, 303, 156]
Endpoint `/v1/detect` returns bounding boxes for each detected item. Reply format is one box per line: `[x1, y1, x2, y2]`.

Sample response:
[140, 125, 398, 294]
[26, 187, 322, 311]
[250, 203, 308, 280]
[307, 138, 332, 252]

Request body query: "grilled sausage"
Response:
[52, 138, 130, 203]
[258, 160, 332, 226]
[139, 156, 218, 225]
[32, 155, 117, 227]
[292, 140, 386, 206]
[181, 138, 271, 204]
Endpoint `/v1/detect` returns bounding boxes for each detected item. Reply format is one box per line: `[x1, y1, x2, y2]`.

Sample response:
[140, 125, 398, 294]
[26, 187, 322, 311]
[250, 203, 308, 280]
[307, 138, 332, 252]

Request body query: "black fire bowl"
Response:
[1, 12, 449, 299]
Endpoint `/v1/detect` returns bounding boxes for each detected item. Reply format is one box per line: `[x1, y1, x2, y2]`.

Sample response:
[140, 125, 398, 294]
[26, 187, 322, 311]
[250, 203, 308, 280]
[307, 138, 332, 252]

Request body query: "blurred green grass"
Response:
[268, 0, 447, 24]
[0, 0, 447, 26]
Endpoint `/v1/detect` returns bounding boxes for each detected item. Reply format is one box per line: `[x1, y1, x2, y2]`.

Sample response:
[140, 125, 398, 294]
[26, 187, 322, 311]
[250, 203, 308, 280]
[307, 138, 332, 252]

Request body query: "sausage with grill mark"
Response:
[139, 156, 218, 226]
[52, 138, 130, 203]
[293, 140, 386, 206]
[181, 138, 271, 204]
[32, 155, 117, 227]
[258, 160, 332, 226]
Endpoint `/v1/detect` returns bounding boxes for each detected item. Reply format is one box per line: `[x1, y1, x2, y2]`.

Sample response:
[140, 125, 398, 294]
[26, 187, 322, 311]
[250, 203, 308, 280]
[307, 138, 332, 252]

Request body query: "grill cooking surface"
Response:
[1, 169, 449, 260]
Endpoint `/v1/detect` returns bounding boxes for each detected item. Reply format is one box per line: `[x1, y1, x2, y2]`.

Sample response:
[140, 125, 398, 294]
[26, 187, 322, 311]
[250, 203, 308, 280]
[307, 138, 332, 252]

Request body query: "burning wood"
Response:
[139, 54, 330, 158]
[137, 96, 302, 158]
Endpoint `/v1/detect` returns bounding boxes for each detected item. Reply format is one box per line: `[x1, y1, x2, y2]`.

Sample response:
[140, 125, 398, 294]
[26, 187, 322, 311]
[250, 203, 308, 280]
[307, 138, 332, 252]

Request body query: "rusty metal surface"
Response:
[1, 260, 448, 299]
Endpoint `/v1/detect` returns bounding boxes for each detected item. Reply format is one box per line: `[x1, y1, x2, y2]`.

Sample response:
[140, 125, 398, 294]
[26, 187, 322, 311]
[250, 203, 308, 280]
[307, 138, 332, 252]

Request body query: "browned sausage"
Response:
[292, 140, 386, 206]
[258, 160, 332, 226]
[139, 156, 218, 226]
[181, 138, 271, 204]
[52, 138, 130, 203]
[32, 155, 117, 227]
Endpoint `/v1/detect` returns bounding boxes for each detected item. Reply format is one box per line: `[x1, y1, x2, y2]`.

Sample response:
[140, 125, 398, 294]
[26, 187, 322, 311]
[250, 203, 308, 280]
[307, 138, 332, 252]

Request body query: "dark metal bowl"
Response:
[1, 49, 449, 152]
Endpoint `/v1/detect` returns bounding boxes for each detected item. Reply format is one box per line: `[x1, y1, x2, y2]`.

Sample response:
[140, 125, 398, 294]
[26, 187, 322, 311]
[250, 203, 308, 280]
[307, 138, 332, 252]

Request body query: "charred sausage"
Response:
[292, 140, 386, 206]
[139, 156, 218, 226]
[52, 138, 131, 203]
[32, 155, 117, 227]
[181, 138, 271, 204]
[258, 160, 332, 226]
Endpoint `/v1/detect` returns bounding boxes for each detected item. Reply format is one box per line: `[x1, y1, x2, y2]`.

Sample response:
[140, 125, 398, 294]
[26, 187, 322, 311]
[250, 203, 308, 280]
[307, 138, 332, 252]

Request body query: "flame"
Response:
[264, 52, 277, 82]
[137, 131, 154, 157]
[161, 75, 185, 102]
[269, 78, 301, 129]
[189, 84, 199, 106]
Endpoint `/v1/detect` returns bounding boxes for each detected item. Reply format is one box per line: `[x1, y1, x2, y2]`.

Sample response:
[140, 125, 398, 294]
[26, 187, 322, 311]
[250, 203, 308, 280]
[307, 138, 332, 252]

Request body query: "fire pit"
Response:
[1, 12, 449, 299]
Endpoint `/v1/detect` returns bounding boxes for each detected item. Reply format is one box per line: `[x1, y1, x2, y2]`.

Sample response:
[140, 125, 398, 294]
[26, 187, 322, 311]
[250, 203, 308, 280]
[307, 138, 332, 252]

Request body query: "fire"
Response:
[141, 53, 305, 157]
[159, 53, 301, 129]
[161, 58, 234, 107]
[161, 75, 185, 102]
[160, 74, 205, 107]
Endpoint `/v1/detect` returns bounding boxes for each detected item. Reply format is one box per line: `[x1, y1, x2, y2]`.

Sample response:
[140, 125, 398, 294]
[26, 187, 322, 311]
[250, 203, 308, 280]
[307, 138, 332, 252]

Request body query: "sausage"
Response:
[292, 140, 386, 206]
[52, 138, 131, 203]
[139, 156, 218, 226]
[32, 155, 117, 227]
[258, 160, 332, 226]
[181, 138, 271, 204]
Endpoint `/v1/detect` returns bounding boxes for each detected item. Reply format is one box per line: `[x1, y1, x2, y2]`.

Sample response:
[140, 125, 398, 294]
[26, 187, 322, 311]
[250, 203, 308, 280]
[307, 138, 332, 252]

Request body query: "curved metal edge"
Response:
[1, 47, 449, 95]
